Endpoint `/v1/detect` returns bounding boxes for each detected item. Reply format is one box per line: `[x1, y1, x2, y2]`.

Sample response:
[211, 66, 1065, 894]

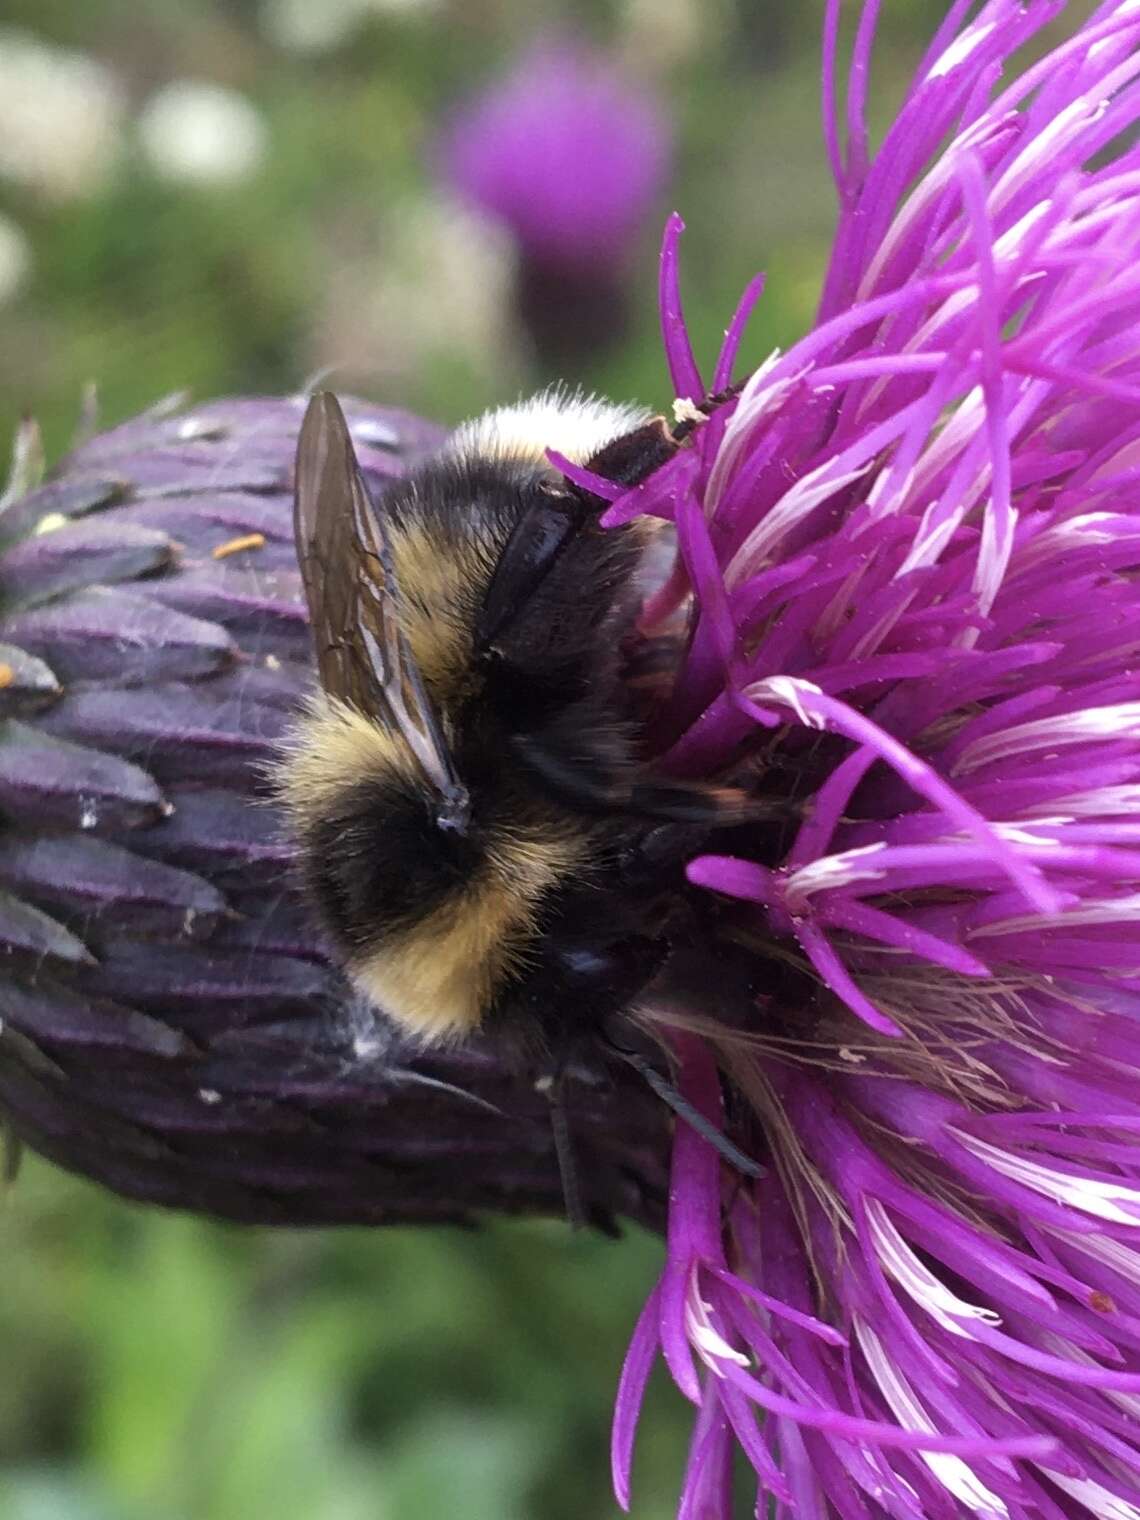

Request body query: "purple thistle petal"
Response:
[620, 13, 1140, 1470]
[814, 899, 992, 978]
[820, 0, 844, 201]
[658, 214, 704, 403]
[544, 450, 623, 502]
[844, 0, 880, 195]
[658, 1034, 726, 1403]
[676, 1388, 733, 1520]
[795, 919, 907, 1037]
[599, 447, 701, 530]
[717, 1375, 792, 1505]
[712, 272, 766, 394]
[736, 680, 1060, 913]
[706, 1347, 1056, 1460]
[709, 1266, 848, 1347]
[674, 492, 735, 675]
[611, 1281, 662, 1511]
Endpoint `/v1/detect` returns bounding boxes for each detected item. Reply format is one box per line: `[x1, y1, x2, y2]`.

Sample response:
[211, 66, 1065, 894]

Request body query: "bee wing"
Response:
[294, 392, 468, 821]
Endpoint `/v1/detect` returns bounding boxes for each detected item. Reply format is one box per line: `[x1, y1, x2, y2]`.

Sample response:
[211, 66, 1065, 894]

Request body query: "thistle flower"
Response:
[0, 29, 125, 202]
[0, 394, 668, 1227]
[441, 38, 670, 364]
[137, 81, 268, 188]
[605, 3, 1140, 1516]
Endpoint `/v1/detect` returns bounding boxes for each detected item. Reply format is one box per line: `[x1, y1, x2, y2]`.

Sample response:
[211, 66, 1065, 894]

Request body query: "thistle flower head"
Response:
[442, 37, 670, 275]
[0, 394, 669, 1226]
[606, 3, 1140, 1516]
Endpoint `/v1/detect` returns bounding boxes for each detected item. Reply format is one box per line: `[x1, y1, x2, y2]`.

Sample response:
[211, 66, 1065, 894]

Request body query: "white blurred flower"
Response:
[0, 213, 31, 304]
[0, 31, 125, 201]
[312, 194, 520, 389]
[137, 82, 268, 187]
[620, 0, 714, 69]
[262, 0, 440, 55]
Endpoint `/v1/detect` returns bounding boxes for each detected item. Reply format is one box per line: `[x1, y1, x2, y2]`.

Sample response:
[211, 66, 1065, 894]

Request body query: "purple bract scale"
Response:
[612, 3, 1140, 1516]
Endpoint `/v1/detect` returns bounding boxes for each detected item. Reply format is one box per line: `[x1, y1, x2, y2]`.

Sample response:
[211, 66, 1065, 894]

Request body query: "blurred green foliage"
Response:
[0, 3, 954, 1518]
[2, 1157, 692, 1520]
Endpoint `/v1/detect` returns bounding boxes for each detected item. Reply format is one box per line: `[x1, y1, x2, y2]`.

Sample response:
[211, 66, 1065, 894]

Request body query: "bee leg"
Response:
[597, 1016, 765, 1180]
[609, 1044, 764, 1178]
[503, 932, 672, 1230]
[537, 1071, 587, 1231]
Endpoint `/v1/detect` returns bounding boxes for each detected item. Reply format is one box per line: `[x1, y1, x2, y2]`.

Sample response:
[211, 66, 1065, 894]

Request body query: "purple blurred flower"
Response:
[608, 2, 1140, 1516]
[441, 37, 671, 365]
[443, 38, 670, 274]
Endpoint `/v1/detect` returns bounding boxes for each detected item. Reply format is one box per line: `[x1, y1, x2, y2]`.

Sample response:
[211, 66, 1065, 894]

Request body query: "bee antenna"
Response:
[540, 1074, 587, 1230]
[610, 1045, 766, 1179]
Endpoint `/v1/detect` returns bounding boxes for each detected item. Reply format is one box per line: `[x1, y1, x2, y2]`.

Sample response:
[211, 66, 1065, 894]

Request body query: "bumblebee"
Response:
[276, 387, 762, 1178]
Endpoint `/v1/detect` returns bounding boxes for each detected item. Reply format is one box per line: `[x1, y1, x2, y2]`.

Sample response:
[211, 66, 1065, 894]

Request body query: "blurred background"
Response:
[0, 2, 954, 1517]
